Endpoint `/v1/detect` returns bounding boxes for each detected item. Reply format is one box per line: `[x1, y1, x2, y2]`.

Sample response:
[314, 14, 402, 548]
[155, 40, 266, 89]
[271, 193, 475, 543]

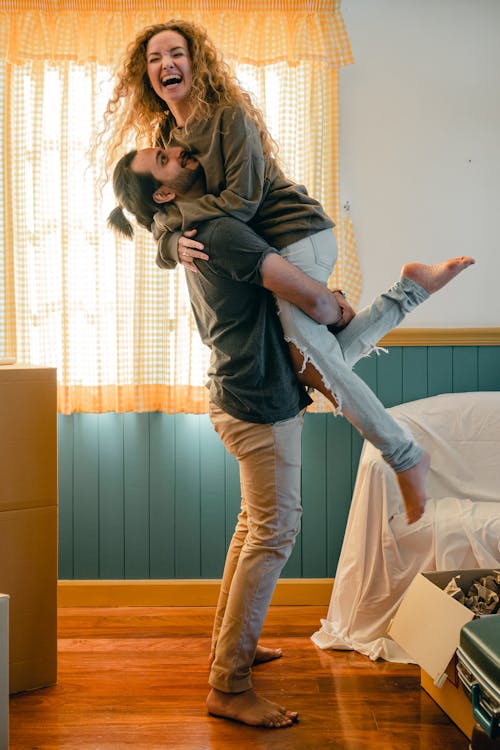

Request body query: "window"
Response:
[1, 2, 356, 413]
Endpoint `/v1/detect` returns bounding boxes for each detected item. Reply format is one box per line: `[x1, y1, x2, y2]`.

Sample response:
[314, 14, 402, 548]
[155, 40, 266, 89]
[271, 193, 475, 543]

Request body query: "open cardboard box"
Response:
[387, 569, 498, 740]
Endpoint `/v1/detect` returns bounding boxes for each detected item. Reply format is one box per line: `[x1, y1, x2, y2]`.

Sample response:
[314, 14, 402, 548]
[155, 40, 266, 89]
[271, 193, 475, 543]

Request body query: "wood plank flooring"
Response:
[9, 606, 470, 749]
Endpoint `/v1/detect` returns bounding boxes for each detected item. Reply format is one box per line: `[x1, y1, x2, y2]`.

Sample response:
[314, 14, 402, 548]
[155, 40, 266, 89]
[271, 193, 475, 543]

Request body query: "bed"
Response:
[311, 391, 500, 662]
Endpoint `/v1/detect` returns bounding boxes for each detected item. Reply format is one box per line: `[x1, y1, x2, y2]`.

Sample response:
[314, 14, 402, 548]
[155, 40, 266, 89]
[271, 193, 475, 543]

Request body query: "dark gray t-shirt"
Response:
[183, 216, 311, 423]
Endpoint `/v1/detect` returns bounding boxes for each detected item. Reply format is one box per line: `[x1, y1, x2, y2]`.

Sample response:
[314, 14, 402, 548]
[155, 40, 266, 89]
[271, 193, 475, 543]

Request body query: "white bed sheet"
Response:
[311, 391, 500, 662]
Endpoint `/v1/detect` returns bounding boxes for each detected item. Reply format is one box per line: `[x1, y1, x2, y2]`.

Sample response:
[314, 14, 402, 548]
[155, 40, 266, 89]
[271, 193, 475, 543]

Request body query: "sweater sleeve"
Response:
[175, 107, 266, 231]
[152, 206, 182, 270]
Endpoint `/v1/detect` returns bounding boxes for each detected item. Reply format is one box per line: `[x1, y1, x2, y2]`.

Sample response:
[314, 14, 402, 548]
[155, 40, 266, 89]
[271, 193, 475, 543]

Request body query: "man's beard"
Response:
[171, 163, 203, 196]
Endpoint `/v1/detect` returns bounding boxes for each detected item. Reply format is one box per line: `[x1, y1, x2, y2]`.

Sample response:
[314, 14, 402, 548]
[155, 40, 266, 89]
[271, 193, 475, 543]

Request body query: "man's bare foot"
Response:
[209, 643, 283, 668]
[207, 687, 298, 728]
[396, 452, 431, 524]
[253, 644, 283, 665]
[402, 256, 475, 294]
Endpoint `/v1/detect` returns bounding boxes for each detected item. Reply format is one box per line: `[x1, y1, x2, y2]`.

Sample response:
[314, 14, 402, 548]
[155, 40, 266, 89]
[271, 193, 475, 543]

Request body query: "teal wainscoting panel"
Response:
[452, 347, 478, 392]
[73, 414, 100, 578]
[123, 413, 150, 579]
[478, 347, 500, 390]
[57, 415, 74, 579]
[428, 347, 453, 397]
[99, 413, 124, 579]
[299, 414, 327, 578]
[199, 417, 227, 578]
[149, 412, 176, 578]
[174, 414, 201, 578]
[325, 415, 354, 578]
[402, 347, 428, 403]
[57, 344, 500, 580]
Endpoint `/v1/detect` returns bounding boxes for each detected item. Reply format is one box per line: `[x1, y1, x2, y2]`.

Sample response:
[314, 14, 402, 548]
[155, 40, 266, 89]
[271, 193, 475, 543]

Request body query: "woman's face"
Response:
[146, 30, 193, 118]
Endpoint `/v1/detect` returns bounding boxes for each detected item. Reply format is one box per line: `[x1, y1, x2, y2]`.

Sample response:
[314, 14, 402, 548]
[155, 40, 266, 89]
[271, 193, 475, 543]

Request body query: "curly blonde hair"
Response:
[99, 19, 279, 179]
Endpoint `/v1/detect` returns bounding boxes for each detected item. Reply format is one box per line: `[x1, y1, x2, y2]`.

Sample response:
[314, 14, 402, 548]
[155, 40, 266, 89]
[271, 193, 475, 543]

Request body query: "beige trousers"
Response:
[208, 403, 304, 693]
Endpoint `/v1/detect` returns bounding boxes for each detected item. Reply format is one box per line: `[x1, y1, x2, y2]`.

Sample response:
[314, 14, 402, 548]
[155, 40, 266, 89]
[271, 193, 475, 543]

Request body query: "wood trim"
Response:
[57, 579, 334, 608]
[379, 327, 500, 347]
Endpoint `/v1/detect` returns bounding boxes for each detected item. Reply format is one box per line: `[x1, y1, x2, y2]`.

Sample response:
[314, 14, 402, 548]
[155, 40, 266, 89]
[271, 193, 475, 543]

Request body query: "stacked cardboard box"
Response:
[0, 365, 57, 694]
[0, 593, 8, 749]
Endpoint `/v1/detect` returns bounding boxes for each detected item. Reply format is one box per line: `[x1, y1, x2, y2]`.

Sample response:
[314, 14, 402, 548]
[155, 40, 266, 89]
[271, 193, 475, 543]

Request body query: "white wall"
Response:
[340, 0, 500, 326]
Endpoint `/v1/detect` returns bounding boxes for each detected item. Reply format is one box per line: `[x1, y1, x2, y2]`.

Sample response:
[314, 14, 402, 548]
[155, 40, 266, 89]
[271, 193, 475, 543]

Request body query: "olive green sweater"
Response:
[153, 105, 334, 269]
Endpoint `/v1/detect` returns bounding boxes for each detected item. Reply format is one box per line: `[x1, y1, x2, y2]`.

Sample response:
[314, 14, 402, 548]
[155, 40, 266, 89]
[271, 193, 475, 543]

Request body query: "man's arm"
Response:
[261, 252, 354, 327]
[203, 217, 354, 328]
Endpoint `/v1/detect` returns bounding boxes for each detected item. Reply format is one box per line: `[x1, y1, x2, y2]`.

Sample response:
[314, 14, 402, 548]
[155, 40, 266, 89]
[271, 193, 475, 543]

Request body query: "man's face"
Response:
[132, 147, 202, 197]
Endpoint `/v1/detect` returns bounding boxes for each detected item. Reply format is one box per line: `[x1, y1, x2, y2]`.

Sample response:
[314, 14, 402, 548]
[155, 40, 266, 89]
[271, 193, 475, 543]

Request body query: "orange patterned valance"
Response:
[0, 0, 353, 67]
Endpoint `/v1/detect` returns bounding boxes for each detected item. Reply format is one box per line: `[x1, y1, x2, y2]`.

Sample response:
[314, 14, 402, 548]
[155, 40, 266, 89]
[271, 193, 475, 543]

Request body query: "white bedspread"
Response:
[311, 391, 500, 662]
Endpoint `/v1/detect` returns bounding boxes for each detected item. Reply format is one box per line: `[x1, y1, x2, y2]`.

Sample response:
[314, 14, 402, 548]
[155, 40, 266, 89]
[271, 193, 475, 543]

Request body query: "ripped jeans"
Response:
[277, 228, 429, 473]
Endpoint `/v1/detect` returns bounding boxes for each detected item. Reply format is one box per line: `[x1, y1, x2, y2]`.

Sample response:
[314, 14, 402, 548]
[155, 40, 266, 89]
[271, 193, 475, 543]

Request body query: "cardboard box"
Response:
[388, 569, 498, 740]
[0, 365, 58, 694]
[421, 660, 476, 740]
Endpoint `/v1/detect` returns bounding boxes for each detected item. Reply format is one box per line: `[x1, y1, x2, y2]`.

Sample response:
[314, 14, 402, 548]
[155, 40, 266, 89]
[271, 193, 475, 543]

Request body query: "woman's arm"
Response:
[153, 210, 208, 271]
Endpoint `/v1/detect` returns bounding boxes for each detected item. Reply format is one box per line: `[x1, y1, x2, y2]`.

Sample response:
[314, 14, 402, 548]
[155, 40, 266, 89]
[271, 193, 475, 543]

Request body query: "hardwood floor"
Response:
[9, 606, 470, 750]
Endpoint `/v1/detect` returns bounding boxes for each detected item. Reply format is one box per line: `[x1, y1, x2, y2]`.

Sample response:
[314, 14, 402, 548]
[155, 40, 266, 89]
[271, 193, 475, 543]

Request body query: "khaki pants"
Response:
[208, 403, 304, 693]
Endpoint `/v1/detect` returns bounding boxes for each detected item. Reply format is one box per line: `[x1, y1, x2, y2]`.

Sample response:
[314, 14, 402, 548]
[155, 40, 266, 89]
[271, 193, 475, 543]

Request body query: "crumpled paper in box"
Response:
[444, 571, 500, 616]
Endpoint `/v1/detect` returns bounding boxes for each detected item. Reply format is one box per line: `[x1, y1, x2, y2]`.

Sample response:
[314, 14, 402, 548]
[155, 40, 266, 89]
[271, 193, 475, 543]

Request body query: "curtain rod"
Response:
[0, 0, 341, 12]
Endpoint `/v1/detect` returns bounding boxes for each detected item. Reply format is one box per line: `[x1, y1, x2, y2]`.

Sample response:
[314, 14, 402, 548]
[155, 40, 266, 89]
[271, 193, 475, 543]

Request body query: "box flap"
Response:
[423, 569, 497, 592]
[388, 573, 474, 684]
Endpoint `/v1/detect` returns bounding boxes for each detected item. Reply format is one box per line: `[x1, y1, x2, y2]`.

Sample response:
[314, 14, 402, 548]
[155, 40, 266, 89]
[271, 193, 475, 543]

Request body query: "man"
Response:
[108, 146, 474, 727]
[109, 148, 349, 729]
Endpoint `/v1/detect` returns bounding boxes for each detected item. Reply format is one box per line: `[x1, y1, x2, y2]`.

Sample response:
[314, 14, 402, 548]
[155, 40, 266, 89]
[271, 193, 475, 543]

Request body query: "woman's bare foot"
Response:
[396, 452, 431, 524]
[253, 644, 283, 665]
[401, 256, 475, 294]
[207, 687, 298, 728]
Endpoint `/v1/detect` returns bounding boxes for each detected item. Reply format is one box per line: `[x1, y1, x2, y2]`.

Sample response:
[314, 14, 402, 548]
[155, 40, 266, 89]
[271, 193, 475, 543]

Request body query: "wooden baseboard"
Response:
[57, 578, 334, 608]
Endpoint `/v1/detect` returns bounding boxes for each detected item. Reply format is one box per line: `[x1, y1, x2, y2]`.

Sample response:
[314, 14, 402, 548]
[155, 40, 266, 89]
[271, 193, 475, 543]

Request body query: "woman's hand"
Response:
[327, 290, 356, 333]
[177, 230, 208, 273]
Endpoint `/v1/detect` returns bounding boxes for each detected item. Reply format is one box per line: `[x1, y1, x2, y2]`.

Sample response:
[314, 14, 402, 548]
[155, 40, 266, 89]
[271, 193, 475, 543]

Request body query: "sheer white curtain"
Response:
[0, 1, 357, 413]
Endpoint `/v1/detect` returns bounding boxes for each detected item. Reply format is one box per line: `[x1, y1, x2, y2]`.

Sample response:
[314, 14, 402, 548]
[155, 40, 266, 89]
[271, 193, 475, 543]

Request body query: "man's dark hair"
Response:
[107, 150, 161, 239]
